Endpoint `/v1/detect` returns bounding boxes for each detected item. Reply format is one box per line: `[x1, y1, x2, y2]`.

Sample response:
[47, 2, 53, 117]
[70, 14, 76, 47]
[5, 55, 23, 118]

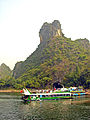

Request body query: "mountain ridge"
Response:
[0, 20, 89, 89]
[12, 20, 89, 88]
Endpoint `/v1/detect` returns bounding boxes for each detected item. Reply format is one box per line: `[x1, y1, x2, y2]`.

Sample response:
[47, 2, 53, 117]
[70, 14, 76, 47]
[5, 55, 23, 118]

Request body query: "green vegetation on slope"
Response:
[0, 63, 12, 78]
[13, 37, 90, 89]
[0, 20, 90, 89]
[0, 63, 13, 89]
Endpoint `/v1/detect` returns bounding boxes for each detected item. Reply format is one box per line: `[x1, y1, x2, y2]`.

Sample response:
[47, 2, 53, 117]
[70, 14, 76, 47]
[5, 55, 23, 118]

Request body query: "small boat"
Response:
[21, 88, 72, 102]
[69, 87, 86, 96]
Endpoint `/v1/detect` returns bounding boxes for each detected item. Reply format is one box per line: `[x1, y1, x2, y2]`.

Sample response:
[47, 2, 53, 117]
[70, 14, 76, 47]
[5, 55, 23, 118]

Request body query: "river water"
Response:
[0, 93, 90, 120]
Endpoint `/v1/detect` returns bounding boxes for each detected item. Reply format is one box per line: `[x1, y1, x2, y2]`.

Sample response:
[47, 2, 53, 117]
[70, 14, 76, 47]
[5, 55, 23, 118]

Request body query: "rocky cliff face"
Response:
[13, 20, 63, 79]
[13, 61, 23, 79]
[39, 20, 63, 43]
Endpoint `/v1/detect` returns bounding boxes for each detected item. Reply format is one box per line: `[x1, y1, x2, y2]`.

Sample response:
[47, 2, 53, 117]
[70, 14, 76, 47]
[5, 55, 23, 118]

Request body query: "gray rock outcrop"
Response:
[39, 20, 63, 43]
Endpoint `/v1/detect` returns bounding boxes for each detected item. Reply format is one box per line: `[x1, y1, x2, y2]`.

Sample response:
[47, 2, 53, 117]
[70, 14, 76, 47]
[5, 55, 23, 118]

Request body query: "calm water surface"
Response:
[0, 93, 90, 120]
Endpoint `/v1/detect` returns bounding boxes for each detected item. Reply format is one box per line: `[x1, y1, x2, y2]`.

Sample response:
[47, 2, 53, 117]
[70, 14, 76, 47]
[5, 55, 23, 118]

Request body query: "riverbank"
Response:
[0, 89, 20, 93]
[0, 89, 37, 93]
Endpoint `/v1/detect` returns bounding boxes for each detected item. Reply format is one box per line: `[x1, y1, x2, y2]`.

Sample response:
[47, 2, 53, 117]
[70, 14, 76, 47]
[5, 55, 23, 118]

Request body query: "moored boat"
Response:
[69, 87, 86, 96]
[21, 88, 72, 102]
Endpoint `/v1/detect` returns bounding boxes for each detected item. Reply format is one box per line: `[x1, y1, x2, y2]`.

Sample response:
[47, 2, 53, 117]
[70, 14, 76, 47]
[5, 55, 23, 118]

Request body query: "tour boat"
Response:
[21, 88, 72, 102]
[69, 87, 86, 96]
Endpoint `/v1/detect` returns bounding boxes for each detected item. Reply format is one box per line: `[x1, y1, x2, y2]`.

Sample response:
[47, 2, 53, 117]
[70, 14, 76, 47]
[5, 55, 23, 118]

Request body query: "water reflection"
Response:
[0, 94, 90, 120]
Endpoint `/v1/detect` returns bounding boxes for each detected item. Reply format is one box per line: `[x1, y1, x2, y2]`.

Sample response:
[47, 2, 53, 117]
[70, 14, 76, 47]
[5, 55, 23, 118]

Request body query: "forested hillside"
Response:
[12, 20, 90, 89]
[0, 63, 12, 78]
[0, 20, 89, 89]
[0, 63, 12, 89]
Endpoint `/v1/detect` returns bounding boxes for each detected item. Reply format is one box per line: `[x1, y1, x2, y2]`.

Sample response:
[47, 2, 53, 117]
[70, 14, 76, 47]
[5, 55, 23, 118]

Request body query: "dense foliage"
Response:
[0, 63, 13, 89]
[12, 36, 90, 89]
[0, 63, 12, 78]
[0, 20, 90, 89]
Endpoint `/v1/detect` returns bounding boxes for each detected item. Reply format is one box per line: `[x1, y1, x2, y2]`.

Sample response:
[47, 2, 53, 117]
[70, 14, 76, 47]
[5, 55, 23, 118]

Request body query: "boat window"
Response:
[42, 95, 45, 97]
[67, 94, 70, 96]
[61, 94, 64, 96]
[52, 94, 56, 97]
[58, 94, 63, 96]
[57, 94, 60, 96]
[46, 95, 48, 97]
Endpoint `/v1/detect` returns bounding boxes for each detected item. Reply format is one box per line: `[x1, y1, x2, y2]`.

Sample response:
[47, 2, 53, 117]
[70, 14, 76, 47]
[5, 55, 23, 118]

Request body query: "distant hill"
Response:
[13, 20, 90, 89]
[0, 63, 13, 89]
[0, 63, 12, 79]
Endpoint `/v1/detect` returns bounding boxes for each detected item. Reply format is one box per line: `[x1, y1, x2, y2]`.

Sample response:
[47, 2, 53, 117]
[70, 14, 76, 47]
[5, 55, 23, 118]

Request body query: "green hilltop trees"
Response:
[13, 36, 90, 89]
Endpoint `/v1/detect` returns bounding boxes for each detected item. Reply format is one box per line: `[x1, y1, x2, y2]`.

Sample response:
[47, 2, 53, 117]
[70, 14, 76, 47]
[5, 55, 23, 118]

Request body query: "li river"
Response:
[0, 93, 90, 120]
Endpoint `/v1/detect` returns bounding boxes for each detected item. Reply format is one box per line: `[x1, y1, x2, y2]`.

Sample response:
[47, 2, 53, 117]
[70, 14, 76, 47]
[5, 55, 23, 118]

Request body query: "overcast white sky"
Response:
[0, 0, 90, 69]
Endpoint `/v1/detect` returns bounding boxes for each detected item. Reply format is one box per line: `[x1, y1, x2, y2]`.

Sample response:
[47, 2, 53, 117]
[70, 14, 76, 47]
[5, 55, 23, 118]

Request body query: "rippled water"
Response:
[0, 93, 90, 120]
